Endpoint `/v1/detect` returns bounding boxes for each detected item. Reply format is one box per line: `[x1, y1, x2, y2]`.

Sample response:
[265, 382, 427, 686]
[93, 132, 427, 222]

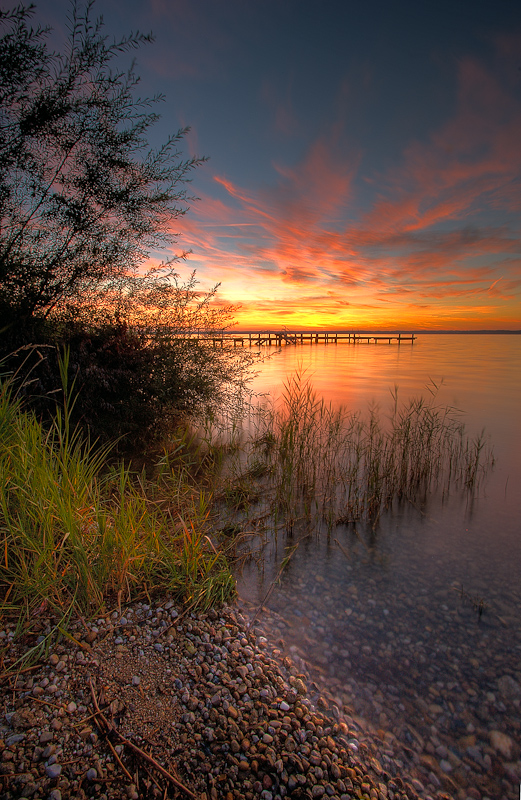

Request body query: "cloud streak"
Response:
[171, 51, 521, 329]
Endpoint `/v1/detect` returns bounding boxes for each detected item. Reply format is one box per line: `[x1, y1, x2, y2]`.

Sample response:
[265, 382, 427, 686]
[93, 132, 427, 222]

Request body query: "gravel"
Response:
[0, 600, 434, 800]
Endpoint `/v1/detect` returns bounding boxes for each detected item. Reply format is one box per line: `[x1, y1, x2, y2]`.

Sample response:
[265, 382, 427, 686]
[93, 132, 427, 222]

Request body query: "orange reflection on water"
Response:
[249, 334, 521, 476]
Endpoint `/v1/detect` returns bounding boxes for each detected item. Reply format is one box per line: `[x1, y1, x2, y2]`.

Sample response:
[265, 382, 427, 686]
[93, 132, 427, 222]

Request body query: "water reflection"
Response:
[236, 335, 521, 799]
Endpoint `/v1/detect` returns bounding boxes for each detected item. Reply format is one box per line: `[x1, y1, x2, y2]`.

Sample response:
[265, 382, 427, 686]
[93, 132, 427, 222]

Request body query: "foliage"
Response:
[2, 270, 256, 447]
[0, 1, 204, 325]
[0, 1, 257, 444]
[0, 375, 235, 645]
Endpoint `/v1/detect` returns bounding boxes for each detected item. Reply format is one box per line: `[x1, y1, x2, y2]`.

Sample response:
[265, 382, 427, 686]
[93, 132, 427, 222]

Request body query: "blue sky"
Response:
[35, 0, 521, 328]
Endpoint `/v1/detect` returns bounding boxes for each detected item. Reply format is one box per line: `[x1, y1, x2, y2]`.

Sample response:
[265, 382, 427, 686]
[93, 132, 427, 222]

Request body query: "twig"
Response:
[88, 678, 109, 730]
[0, 664, 40, 683]
[27, 695, 63, 710]
[143, 762, 163, 792]
[248, 540, 301, 627]
[72, 709, 107, 728]
[334, 538, 350, 561]
[106, 737, 133, 782]
[88, 678, 198, 799]
[116, 734, 198, 798]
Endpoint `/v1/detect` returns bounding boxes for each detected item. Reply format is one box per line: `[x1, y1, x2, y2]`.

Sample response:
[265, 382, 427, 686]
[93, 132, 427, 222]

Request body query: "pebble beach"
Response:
[0, 600, 426, 800]
[2, 592, 519, 800]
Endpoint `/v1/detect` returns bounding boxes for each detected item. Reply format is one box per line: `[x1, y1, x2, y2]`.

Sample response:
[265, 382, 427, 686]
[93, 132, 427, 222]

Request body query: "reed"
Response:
[0, 379, 235, 642]
[218, 372, 494, 537]
[0, 364, 494, 646]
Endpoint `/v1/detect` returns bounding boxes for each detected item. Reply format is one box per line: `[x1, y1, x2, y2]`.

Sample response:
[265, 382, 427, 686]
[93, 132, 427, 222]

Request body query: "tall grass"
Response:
[0, 363, 494, 649]
[218, 372, 494, 535]
[0, 379, 235, 642]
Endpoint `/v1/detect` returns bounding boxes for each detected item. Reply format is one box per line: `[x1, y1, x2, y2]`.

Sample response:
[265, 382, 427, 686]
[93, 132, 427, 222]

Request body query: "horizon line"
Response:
[229, 328, 521, 335]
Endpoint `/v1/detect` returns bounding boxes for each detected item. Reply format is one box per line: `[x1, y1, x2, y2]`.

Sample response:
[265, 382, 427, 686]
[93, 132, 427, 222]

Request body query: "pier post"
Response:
[219, 330, 417, 346]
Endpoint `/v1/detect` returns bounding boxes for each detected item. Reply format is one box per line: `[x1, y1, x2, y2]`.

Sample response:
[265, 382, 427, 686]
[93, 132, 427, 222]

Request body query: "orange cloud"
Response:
[167, 53, 521, 330]
[365, 58, 521, 235]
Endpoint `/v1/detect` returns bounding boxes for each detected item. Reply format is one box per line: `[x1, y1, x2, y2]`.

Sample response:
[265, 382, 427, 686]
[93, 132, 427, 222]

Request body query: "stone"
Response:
[498, 675, 521, 701]
[45, 763, 62, 779]
[5, 728, 26, 745]
[489, 730, 515, 759]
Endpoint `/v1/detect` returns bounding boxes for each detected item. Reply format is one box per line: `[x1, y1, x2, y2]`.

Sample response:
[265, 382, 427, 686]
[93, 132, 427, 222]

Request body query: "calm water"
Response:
[236, 334, 521, 799]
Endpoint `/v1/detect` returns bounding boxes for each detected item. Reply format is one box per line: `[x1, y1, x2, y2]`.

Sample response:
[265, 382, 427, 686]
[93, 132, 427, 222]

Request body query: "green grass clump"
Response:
[0, 380, 235, 641]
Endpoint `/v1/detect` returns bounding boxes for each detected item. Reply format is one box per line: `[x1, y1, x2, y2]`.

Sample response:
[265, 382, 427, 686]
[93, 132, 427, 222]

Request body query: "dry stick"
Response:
[116, 733, 199, 799]
[334, 538, 350, 562]
[106, 737, 133, 783]
[248, 539, 302, 628]
[88, 679, 198, 800]
[28, 695, 63, 711]
[0, 664, 40, 683]
[88, 678, 109, 732]
[143, 762, 163, 793]
[72, 709, 106, 728]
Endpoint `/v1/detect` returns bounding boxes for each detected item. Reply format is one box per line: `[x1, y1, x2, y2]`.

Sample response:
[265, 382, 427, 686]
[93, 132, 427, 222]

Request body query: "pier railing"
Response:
[134, 328, 416, 347]
[208, 331, 417, 347]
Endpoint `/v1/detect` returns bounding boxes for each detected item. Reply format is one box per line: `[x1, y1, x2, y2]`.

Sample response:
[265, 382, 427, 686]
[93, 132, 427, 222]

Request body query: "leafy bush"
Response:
[1, 271, 256, 448]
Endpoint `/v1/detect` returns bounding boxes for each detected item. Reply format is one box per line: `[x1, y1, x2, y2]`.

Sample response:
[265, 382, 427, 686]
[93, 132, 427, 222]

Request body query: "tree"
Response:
[0, 1, 204, 325]
[0, 3, 256, 446]
[51, 270, 255, 444]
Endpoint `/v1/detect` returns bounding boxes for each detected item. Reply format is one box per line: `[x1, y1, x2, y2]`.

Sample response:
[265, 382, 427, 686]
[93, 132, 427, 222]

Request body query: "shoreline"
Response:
[0, 599, 424, 800]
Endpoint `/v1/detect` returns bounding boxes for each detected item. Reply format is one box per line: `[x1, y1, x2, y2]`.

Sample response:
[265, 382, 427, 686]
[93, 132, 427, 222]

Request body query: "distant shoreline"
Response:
[231, 328, 521, 335]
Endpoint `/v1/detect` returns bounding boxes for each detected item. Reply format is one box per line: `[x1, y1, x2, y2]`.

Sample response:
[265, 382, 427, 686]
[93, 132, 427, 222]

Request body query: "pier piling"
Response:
[208, 331, 417, 347]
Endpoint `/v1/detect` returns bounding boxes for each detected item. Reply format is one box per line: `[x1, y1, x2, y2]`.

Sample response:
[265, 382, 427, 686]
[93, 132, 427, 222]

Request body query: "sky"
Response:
[35, 0, 521, 330]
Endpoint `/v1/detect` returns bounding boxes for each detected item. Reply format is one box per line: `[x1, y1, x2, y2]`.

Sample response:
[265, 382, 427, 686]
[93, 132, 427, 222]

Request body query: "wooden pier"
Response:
[210, 331, 416, 347]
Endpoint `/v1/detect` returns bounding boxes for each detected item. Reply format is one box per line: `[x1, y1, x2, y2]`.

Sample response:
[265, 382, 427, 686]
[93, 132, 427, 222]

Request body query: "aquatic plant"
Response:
[216, 371, 494, 540]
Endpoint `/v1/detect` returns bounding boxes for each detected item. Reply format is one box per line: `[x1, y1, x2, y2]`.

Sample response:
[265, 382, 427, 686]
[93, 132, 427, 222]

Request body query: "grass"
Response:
[215, 371, 494, 543]
[0, 377, 235, 653]
[0, 364, 494, 660]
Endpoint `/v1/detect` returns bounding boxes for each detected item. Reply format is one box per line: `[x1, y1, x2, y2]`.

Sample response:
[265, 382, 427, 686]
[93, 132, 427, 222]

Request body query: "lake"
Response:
[235, 334, 521, 800]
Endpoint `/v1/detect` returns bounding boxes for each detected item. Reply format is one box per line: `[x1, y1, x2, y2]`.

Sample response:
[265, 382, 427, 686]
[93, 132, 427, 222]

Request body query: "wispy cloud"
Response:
[170, 50, 521, 329]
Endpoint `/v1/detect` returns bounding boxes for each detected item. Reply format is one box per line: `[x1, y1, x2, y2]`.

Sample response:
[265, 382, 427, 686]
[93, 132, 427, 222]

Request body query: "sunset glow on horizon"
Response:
[40, 0, 521, 331]
[175, 47, 521, 331]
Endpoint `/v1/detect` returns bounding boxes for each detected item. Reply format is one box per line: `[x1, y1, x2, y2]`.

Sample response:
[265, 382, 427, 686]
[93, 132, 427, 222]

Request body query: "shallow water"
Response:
[236, 334, 521, 799]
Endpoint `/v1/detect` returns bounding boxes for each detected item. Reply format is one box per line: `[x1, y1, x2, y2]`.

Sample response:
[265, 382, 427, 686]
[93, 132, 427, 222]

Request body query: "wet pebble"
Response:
[0, 597, 476, 800]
